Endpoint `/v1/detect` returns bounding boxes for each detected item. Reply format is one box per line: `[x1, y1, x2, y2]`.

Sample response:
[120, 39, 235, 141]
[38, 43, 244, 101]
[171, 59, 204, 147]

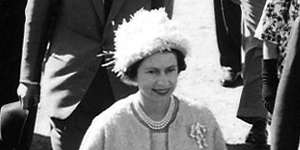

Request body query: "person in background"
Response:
[17, 0, 174, 150]
[80, 8, 227, 150]
[270, 17, 300, 150]
[213, 0, 243, 88]
[236, 0, 269, 147]
[255, 0, 300, 114]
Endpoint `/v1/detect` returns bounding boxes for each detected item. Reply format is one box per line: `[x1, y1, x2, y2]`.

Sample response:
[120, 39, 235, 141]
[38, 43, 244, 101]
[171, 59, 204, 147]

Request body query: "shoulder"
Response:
[81, 94, 139, 150]
[91, 94, 135, 128]
[175, 95, 213, 115]
[174, 95, 217, 125]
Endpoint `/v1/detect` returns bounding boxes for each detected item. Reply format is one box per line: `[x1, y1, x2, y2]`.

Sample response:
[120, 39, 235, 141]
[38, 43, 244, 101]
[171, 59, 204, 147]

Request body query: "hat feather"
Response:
[112, 8, 190, 77]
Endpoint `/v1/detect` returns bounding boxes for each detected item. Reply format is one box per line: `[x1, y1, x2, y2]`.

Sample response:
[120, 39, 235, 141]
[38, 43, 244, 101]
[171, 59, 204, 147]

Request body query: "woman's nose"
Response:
[156, 73, 170, 85]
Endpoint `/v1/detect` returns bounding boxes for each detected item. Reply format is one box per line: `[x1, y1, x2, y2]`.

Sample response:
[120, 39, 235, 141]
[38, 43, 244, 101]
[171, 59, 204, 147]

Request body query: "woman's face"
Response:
[136, 52, 179, 102]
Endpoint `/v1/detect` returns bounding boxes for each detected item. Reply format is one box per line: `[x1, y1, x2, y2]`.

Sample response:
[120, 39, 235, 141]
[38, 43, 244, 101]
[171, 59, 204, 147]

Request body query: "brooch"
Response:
[189, 122, 208, 149]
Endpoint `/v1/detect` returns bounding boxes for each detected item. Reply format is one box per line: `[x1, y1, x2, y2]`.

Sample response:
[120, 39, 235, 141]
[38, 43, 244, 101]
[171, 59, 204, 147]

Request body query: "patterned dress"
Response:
[256, 0, 300, 74]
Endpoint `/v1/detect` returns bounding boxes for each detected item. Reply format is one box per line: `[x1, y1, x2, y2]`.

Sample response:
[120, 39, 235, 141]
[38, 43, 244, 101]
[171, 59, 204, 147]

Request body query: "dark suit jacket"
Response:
[20, 0, 174, 119]
[271, 18, 300, 150]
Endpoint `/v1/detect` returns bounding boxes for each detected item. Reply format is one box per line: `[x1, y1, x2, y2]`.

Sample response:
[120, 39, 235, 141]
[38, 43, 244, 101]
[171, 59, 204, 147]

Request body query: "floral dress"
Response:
[256, 0, 300, 74]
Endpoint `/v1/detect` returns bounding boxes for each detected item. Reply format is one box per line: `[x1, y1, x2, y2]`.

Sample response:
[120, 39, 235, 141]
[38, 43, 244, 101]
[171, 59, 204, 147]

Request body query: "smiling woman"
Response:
[136, 52, 178, 99]
[123, 49, 186, 86]
[79, 8, 227, 150]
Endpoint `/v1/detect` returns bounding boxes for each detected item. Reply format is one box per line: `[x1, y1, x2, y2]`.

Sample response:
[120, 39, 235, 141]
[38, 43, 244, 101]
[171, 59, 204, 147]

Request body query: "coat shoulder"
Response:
[175, 95, 212, 115]
[175, 95, 217, 125]
[92, 94, 134, 127]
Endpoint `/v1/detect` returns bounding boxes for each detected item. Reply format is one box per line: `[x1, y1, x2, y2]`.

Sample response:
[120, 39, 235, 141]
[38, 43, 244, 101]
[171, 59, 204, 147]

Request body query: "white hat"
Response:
[112, 8, 190, 77]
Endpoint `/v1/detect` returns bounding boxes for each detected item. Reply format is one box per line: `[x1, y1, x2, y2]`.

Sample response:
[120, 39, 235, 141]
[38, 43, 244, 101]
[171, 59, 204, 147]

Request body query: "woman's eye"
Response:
[147, 70, 156, 74]
[166, 67, 177, 73]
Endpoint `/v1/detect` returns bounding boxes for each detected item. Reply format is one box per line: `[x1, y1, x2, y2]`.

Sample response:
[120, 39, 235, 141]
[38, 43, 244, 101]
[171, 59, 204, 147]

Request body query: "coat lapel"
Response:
[91, 0, 105, 24]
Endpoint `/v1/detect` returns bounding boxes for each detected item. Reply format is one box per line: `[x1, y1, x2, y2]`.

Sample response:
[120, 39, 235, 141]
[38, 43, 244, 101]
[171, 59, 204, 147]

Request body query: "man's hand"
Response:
[17, 83, 40, 110]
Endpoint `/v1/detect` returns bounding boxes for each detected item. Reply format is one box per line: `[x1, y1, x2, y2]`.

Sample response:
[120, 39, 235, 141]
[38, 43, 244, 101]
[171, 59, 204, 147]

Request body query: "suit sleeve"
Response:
[20, 0, 55, 83]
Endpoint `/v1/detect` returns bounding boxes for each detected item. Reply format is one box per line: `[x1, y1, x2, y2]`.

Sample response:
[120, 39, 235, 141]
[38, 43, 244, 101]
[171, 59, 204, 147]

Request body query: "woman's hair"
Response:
[122, 49, 186, 86]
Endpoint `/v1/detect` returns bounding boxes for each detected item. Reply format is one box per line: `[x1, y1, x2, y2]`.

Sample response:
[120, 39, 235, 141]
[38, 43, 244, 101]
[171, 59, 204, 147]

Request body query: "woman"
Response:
[79, 9, 227, 150]
[255, 0, 300, 113]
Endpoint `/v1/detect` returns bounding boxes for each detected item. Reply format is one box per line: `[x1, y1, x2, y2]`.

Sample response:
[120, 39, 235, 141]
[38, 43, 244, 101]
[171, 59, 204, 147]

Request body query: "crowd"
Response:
[0, 0, 299, 150]
[214, 0, 300, 149]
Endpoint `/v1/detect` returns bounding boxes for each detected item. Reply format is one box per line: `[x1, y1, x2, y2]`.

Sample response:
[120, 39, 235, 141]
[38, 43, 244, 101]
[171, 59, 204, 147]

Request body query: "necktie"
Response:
[151, 0, 163, 9]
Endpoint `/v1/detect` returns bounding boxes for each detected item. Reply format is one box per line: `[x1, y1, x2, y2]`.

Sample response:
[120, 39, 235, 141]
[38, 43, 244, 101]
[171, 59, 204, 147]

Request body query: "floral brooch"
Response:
[189, 122, 208, 149]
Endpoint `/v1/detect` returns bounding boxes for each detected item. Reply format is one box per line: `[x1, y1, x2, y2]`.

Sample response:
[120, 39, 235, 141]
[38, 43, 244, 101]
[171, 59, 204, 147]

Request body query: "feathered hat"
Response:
[112, 8, 190, 77]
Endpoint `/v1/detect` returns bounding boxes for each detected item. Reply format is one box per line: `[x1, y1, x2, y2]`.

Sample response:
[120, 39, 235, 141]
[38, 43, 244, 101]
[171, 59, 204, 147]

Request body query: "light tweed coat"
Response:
[80, 94, 227, 150]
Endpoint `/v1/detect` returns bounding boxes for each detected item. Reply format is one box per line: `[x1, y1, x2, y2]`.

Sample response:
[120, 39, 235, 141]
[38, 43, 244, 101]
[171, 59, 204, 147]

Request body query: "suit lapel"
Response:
[91, 0, 105, 24]
[106, 0, 125, 25]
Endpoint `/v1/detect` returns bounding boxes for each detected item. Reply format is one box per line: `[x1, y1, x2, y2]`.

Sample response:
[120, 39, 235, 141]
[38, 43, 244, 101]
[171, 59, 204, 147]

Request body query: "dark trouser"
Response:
[237, 0, 267, 124]
[50, 67, 116, 150]
[237, 47, 268, 124]
[271, 18, 300, 150]
[213, 0, 242, 72]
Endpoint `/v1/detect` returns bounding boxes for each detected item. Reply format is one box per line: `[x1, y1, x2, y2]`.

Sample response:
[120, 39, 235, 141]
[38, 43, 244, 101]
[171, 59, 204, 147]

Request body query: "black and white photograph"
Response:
[1, 0, 299, 149]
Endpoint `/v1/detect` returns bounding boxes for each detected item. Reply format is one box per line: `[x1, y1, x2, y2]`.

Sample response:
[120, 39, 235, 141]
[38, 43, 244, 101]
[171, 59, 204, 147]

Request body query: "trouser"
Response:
[237, 47, 268, 124]
[240, 0, 266, 53]
[237, 0, 268, 124]
[213, 0, 242, 72]
[271, 18, 300, 150]
[49, 67, 116, 150]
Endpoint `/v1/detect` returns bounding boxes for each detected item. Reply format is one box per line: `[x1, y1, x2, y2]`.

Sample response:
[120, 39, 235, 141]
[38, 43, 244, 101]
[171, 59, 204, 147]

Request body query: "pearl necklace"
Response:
[134, 96, 175, 130]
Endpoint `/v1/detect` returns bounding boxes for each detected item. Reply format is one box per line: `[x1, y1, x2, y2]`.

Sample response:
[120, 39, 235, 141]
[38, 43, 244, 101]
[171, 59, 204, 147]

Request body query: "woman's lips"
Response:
[152, 88, 170, 95]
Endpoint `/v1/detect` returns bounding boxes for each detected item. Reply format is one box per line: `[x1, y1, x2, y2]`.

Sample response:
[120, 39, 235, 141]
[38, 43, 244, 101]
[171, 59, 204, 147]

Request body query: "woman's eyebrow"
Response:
[168, 65, 177, 68]
[144, 64, 177, 70]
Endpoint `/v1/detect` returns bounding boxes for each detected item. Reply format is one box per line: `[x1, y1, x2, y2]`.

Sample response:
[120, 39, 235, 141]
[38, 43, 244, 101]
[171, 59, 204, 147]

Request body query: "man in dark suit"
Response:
[271, 18, 300, 150]
[0, 0, 27, 108]
[213, 0, 243, 87]
[17, 0, 174, 150]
